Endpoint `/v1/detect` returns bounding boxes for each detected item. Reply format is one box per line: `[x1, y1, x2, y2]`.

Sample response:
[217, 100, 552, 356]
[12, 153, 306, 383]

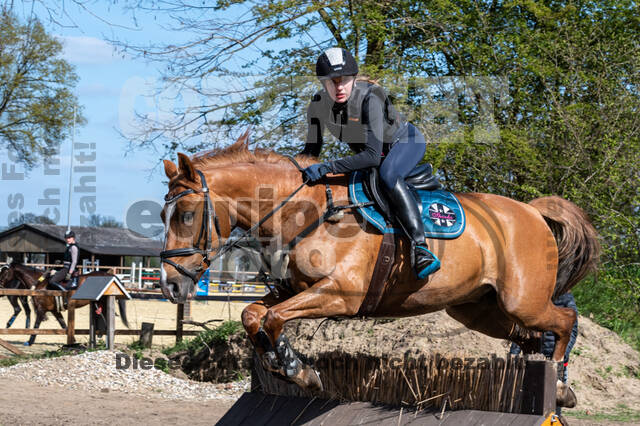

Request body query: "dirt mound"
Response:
[182, 311, 640, 415]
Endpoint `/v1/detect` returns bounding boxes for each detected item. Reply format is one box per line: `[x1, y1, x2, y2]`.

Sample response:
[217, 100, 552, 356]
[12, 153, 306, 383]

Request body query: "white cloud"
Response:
[56, 35, 121, 65]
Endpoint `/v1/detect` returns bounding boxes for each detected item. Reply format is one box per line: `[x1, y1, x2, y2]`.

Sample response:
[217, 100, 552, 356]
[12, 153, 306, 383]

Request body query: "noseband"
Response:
[160, 170, 222, 282]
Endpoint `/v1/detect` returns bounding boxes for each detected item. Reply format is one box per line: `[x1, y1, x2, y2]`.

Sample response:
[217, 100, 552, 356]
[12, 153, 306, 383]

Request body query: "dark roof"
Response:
[0, 224, 162, 256]
[71, 276, 131, 300]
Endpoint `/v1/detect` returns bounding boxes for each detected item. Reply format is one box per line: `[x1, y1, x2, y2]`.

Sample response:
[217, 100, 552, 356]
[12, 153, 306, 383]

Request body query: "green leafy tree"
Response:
[85, 214, 123, 228]
[0, 8, 84, 168]
[9, 212, 56, 226]
[114, 1, 638, 263]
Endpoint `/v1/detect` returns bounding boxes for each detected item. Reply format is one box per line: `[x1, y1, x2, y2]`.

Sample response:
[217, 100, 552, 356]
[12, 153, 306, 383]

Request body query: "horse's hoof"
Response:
[23, 342, 30, 346]
[292, 366, 323, 392]
[304, 367, 323, 392]
[556, 382, 577, 408]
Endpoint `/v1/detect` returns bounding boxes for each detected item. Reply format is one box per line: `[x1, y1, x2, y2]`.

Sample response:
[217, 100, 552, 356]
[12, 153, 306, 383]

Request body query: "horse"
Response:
[158, 135, 599, 406]
[3, 261, 130, 345]
[0, 265, 32, 329]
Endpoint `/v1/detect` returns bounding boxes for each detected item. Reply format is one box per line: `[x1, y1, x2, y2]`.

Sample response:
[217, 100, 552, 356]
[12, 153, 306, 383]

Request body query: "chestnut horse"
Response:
[2, 261, 129, 345]
[159, 137, 599, 405]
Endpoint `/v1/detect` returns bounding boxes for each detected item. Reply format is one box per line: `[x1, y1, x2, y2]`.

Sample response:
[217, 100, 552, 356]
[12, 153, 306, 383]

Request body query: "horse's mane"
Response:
[190, 136, 317, 169]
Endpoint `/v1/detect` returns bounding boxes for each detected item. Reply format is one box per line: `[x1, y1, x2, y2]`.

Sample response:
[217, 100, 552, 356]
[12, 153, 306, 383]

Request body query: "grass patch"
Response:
[567, 404, 640, 422]
[573, 265, 640, 352]
[162, 320, 244, 356]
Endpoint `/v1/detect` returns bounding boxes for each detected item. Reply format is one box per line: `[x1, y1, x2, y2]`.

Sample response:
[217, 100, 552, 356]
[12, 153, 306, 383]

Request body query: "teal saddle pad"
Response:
[348, 170, 466, 238]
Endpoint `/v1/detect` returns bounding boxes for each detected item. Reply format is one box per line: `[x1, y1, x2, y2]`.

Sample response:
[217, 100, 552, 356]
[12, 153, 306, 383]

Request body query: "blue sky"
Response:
[0, 2, 339, 233]
[0, 2, 199, 232]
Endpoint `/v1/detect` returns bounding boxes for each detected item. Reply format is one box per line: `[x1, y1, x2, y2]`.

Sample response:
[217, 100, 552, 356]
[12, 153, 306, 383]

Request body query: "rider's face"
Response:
[323, 76, 356, 103]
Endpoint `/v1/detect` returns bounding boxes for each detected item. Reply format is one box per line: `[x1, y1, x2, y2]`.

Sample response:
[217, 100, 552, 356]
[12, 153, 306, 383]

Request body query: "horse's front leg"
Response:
[241, 293, 286, 374]
[21, 296, 31, 328]
[6, 296, 20, 328]
[262, 278, 358, 391]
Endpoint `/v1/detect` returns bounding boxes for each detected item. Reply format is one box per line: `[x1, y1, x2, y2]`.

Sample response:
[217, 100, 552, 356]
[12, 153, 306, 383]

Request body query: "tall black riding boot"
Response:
[385, 180, 441, 279]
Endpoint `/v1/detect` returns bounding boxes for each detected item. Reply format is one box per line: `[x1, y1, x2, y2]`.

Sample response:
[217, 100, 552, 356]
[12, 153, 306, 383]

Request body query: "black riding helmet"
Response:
[316, 48, 358, 80]
[64, 230, 75, 239]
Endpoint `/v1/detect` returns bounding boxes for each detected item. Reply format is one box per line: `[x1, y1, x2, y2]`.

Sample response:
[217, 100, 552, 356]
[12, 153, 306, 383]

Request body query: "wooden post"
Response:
[89, 302, 96, 349]
[520, 360, 557, 416]
[105, 295, 116, 350]
[139, 322, 155, 348]
[184, 301, 192, 321]
[66, 300, 76, 345]
[176, 303, 184, 343]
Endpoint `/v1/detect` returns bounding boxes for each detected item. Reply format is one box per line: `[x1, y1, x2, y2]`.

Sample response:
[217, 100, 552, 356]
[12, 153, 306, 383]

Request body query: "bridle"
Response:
[160, 170, 222, 282]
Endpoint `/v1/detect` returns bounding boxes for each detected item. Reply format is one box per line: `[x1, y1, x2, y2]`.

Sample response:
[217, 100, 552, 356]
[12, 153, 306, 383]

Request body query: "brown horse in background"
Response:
[2, 261, 129, 345]
[0, 265, 31, 329]
[159, 135, 599, 406]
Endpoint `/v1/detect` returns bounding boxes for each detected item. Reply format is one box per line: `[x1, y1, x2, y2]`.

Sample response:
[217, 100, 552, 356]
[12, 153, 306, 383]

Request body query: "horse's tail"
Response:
[529, 196, 601, 299]
[118, 298, 130, 328]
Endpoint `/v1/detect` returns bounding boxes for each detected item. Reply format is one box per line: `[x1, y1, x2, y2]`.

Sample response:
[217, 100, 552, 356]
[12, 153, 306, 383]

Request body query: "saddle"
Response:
[362, 163, 442, 224]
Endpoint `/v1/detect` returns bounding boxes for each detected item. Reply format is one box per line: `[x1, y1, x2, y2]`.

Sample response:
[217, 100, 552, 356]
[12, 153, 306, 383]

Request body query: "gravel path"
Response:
[0, 350, 249, 401]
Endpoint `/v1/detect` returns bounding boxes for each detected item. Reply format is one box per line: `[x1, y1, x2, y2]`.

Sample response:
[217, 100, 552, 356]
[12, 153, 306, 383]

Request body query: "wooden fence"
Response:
[0, 288, 262, 356]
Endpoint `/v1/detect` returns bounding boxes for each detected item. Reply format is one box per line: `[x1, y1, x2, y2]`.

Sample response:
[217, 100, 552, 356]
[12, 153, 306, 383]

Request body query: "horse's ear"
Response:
[164, 159, 178, 179]
[177, 153, 196, 182]
[235, 127, 251, 148]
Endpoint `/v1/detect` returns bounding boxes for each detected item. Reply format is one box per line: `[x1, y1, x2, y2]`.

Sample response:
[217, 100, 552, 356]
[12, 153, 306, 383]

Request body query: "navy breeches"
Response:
[379, 123, 426, 190]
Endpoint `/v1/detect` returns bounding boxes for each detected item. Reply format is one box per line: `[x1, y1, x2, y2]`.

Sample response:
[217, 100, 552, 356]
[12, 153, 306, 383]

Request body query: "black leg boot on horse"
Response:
[386, 179, 440, 279]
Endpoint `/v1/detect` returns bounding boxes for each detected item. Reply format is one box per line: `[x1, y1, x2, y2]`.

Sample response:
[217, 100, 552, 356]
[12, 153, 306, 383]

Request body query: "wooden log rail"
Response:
[0, 288, 214, 355]
[0, 289, 67, 296]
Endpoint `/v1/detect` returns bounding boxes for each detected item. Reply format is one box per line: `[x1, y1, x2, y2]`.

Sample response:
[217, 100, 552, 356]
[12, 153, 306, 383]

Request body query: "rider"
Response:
[300, 47, 440, 279]
[49, 230, 79, 291]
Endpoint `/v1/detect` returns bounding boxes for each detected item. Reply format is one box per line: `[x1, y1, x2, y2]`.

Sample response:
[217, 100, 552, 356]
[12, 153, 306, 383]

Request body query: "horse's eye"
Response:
[182, 211, 194, 225]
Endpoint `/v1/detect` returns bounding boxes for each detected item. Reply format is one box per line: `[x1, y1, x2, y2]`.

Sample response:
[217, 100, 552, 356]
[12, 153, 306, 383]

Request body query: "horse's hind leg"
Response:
[501, 291, 576, 364]
[446, 291, 542, 354]
[53, 310, 67, 329]
[27, 312, 44, 346]
[498, 282, 578, 408]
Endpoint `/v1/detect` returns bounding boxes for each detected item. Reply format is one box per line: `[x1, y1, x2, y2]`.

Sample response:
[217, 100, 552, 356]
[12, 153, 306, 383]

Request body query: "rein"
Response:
[160, 155, 374, 292]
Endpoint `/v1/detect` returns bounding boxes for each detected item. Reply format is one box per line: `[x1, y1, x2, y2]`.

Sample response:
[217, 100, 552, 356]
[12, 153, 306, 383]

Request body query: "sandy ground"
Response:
[0, 298, 247, 424]
[0, 377, 235, 425]
[0, 298, 249, 353]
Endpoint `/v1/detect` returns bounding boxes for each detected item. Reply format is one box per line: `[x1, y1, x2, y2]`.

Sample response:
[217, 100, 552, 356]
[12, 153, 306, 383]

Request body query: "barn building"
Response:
[0, 224, 162, 269]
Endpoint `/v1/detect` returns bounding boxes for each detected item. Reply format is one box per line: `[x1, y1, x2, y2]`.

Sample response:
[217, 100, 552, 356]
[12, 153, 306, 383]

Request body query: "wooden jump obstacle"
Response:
[219, 352, 560, 425]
